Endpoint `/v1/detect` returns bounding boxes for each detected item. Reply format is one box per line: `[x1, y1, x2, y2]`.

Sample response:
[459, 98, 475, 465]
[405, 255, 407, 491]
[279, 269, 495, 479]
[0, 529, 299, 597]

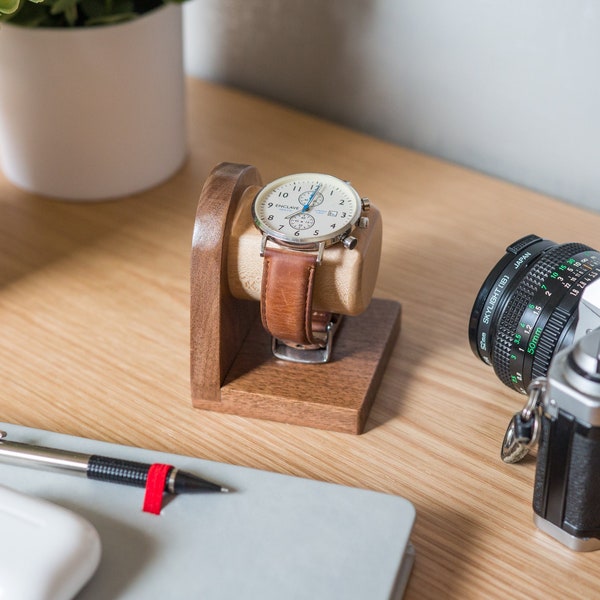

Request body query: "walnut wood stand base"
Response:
[191, 163, 401, 434]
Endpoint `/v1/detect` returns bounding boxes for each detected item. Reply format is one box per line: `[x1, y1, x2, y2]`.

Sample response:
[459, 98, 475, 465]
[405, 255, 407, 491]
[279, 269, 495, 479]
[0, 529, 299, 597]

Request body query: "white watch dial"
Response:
[252, 173, 361, 246]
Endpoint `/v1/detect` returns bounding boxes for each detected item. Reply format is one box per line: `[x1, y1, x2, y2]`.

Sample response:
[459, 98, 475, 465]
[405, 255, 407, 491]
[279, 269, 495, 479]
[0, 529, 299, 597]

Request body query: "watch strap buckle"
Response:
[271, 314, 343, 364]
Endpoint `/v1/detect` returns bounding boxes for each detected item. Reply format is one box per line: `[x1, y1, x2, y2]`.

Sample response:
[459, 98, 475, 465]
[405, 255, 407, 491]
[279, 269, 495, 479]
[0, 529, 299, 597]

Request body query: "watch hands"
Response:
[285, 184, 323, 219]
[302, 184, 322, 212]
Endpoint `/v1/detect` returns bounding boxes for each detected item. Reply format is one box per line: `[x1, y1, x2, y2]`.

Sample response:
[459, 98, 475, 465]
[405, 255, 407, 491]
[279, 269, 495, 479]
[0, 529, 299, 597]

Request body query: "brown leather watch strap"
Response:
[260, 246, 326, 348]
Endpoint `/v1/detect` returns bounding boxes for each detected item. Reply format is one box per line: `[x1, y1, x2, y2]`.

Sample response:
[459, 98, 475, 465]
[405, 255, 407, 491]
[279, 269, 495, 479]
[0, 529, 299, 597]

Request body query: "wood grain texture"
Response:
[201, 298, 401, 434]
[190, 162, 261, 403]
[2, 78, 600, 598]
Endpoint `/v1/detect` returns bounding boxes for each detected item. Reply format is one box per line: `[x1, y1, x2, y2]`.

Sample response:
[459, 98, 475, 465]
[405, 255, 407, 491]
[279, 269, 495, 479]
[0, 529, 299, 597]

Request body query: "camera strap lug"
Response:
[501, 378, 546, 464]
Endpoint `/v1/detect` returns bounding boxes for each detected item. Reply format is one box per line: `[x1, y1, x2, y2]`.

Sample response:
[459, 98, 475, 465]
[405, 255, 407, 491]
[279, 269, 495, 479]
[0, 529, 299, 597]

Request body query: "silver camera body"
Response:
[532, 279, 600, 550]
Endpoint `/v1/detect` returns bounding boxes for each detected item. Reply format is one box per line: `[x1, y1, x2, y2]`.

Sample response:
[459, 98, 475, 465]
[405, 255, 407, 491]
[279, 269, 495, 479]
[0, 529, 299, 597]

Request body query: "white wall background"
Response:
[183, 0, 600, 212]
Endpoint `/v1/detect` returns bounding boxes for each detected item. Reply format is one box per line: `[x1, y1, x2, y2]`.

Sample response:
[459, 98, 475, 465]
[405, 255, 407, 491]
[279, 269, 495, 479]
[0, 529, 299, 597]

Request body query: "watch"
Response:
[251, 172, 370, 363]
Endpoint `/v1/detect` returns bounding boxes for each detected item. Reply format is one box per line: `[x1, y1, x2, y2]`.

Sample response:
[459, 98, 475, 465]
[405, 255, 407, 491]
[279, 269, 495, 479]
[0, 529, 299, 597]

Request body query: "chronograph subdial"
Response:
[297, 190, 324, 208]
[288, 212, 315, 231]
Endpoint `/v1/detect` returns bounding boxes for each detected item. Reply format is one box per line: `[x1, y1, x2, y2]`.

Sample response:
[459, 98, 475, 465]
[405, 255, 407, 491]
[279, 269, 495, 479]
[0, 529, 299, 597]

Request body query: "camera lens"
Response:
[469, 235, 600, 393]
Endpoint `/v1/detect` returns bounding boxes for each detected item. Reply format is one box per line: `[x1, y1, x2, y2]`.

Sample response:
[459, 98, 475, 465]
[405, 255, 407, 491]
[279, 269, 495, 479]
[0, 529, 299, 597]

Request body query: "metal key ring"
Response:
[522, 378, 546, 422]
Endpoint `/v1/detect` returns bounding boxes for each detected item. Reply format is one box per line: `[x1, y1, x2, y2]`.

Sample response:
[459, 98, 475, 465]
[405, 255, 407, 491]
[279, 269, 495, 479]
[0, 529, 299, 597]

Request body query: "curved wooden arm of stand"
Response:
[190, 162, 262, 403]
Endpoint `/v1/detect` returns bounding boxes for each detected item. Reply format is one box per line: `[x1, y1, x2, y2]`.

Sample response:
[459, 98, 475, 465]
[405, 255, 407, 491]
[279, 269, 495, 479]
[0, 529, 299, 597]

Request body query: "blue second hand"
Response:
[302, 184, 321, 212]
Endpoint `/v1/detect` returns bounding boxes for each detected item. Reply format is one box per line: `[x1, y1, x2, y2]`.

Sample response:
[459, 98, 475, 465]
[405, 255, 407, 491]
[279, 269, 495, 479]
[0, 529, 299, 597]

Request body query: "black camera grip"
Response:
[534, 412, 600, 539]
[564, 429, 600, 536]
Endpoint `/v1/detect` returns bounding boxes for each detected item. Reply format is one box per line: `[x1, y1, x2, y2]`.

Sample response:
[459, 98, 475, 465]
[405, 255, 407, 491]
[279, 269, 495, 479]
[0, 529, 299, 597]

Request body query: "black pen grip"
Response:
[87, 455, 167, 488]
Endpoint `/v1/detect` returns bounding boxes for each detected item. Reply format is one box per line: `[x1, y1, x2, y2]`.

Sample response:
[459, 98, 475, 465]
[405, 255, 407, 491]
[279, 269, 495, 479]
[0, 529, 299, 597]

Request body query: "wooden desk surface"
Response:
[1, 78, 599, 599]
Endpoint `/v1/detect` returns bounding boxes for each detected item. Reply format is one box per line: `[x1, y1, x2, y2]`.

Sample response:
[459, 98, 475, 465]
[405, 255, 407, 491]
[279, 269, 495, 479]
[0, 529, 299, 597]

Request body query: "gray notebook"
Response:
[0, 423, 415, 599]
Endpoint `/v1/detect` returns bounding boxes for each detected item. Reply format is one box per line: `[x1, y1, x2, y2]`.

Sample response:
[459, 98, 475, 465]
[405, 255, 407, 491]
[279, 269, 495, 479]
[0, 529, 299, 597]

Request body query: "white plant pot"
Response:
[0, 4, 186, 200]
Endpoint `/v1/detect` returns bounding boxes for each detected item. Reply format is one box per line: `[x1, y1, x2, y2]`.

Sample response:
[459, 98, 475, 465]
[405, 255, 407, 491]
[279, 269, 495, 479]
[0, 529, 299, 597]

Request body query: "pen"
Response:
[0, 432, 229, 494]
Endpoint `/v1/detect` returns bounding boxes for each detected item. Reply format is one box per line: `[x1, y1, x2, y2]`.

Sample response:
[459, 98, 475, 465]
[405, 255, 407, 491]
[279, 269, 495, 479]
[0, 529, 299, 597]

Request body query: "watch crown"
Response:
[358, 217, 369, 229]
[361, 197, 370, 211]
[342, 235, 358, 250]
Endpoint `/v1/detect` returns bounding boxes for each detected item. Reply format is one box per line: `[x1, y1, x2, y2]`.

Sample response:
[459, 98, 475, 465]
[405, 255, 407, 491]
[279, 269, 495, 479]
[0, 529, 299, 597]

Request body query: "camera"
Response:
[468, 234, 600, 550]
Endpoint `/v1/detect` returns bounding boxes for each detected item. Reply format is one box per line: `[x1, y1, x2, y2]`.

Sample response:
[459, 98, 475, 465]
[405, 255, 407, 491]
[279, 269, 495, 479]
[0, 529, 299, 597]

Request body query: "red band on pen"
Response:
[143, 463, 172, 515]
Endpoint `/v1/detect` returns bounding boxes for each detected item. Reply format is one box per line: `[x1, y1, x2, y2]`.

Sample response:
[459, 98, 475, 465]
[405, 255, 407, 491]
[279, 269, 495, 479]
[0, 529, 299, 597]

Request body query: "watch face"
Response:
[252, 173, 361, 246]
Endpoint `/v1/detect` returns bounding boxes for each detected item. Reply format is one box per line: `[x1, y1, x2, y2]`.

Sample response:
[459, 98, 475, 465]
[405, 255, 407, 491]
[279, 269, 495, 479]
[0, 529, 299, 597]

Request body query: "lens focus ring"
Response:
[492, 243, 591, 388]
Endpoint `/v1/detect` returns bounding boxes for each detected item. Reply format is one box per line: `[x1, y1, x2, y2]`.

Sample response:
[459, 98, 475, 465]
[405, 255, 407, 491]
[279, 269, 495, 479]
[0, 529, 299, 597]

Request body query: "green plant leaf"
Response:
[49, 0, 79, 24]
[84, 10, 134, 25]
[79, 0, 133, 22]
[1, 0, 182, 26]
[0, 0, 21, 15]
[0, 0, 57, 25]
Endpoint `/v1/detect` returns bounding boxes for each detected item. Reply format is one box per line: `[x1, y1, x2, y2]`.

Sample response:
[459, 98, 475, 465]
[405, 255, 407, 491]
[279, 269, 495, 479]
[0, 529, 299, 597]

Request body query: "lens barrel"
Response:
[469, 235, 600, 393]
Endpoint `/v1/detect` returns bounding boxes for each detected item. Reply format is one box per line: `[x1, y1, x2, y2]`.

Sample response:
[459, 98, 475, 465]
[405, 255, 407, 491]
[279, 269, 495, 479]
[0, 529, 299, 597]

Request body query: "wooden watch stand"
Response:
[190, 163, 401, 434]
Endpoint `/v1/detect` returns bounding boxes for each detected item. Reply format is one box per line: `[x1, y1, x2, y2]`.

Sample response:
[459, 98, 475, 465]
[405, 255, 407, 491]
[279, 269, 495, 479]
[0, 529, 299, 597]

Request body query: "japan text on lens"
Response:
[468, 234, 600, 393]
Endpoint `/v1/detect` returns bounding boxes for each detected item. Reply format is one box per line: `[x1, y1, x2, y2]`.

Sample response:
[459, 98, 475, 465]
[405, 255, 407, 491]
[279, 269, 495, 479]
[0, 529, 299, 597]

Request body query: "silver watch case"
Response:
[251, 173, 366, 258]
